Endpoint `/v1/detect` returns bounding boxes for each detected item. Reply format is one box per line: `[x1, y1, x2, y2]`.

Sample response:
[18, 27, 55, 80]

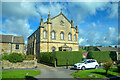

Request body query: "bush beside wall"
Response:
[87, 51, 117, 63]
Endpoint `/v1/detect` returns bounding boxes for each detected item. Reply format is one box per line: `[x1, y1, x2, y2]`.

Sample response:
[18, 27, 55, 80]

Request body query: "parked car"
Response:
[74, 59, 99, 70]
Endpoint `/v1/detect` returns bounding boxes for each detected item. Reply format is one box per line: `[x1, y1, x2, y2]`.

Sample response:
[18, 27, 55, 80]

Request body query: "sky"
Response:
[1, 1, 119, 46]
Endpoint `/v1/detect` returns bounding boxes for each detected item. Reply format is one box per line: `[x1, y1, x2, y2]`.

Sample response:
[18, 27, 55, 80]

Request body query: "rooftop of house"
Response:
[96, 47, 120, 52]
[0, 35, 24, 44]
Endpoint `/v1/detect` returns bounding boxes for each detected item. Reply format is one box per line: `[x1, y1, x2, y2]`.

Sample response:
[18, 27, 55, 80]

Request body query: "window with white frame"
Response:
[74, 34, 77, 41]
[60, 32, 64, 40]
[15, 44, 19, 50]
[68, 33, 72, 41]
[43, 30, 47, 39]
[52, 31, 55, 39]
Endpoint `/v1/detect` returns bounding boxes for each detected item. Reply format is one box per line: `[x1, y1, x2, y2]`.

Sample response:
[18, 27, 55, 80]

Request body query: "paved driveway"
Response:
[36, 63, 76, 78]
[35, 68, 74, 78]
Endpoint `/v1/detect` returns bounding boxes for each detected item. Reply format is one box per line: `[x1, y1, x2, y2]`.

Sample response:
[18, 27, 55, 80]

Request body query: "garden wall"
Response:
[2, 60, 37, 69]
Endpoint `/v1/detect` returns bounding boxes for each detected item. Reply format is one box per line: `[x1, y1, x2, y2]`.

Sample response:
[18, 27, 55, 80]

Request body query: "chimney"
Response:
[40, 18, 43, 26]
[115, 46, 117, 48]
[71, 20, 74, 28]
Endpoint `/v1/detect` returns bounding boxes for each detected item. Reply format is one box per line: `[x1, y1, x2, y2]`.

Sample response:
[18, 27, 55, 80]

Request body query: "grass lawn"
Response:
[2, 70, 40, 80]
[72, 67, 120, 79]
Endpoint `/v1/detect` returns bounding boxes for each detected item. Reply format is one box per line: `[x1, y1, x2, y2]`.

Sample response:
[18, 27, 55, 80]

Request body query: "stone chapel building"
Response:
[27, 11, 79, 59]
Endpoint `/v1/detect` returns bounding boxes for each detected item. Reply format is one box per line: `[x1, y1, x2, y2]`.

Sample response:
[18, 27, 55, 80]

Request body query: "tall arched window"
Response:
[68, 33, 72, 41]
[43, 30, 47, 39]
[52, 46, 56, 52]
[51, 31, 55, 39]
[60, 32, 64, 40]
[74, 34, 77, 41]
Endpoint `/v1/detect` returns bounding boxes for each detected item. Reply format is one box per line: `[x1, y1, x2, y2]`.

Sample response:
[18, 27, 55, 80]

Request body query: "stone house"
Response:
[27, 11, 79, 60]
[95, 47, 120, 60]
[0, 35, 25, 54]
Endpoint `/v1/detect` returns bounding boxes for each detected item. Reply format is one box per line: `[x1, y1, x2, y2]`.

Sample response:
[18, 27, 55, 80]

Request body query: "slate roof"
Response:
[0, 35, 24, 44]
[13, 36, 24, 44]
[0, 35, 13, 43]
[96, 47, 118, 52]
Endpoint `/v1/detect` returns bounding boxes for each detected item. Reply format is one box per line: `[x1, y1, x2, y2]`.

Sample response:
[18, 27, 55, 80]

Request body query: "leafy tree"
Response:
[103, 60, 114, 75]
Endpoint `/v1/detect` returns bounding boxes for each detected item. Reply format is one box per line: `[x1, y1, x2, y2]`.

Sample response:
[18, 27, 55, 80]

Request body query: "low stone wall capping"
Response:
[2, 60, 37, 69]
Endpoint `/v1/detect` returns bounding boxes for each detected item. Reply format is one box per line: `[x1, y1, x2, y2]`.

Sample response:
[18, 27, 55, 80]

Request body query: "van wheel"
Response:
[81, 66, 85, 70]
[95, 65, 98, 69]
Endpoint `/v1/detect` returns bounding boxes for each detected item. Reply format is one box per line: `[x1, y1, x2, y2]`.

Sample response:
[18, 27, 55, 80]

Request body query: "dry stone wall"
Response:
[2, 60, 37, 69]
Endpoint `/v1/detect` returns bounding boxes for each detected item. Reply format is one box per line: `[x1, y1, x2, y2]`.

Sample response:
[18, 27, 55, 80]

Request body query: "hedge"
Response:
[40, 52, 55, 65]
[40, 51, 83, 66]
[87, 51, 117, 63]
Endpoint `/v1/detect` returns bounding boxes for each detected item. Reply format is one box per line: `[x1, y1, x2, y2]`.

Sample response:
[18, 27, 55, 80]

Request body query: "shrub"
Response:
[24, 55, 34, 60]
[87, 51, 113, 63]
[117, 64, 120, 72]
[2, 52, 9, 60]
[8, 53, 24, 63]
[109, 51, 117, 61]
[103, 60, 114, 75]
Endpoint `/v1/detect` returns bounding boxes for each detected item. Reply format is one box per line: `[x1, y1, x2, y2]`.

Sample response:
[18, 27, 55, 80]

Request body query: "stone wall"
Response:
[2, 60, 37, 69]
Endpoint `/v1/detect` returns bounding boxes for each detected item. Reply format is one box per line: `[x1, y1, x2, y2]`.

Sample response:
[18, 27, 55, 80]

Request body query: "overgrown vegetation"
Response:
[2, 53, 34, 63]
[23, 54, 34, 60]
[87, 51, 117, 63]
[40, 51, 83, 66]
[8, 53, 24, 63]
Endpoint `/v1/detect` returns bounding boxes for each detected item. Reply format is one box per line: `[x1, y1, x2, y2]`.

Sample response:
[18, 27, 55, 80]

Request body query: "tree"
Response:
[103, 60, 114, 75]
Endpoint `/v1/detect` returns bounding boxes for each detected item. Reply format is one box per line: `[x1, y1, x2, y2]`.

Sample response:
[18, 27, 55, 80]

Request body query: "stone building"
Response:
[0, 35, 25, 54]
[27, 11, 79, 59]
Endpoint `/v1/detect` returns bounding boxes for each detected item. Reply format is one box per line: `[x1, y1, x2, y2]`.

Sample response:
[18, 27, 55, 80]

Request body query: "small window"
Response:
[16, 44, 19, 50]
[74, 34, 77, 41]
[43, 30, 47, 39]
[87, 61, 91, 63]
[60, 32, 64, 40]
[68, 33, 72, 41]
[51, 31, 55, 39]
[52, 46, 56, 52]
[91, 60, 96, 62]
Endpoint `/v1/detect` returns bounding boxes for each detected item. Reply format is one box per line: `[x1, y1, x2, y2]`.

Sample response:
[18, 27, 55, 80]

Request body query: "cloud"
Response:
[79, 23, 118, 46]
[2, 2, 40, 19]
[2, 18, 33, 41]
[92, 22, 96, 27]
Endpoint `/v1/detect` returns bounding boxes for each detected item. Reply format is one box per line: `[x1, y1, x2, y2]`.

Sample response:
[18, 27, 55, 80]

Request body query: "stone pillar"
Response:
[71, 20, 75, 41]
[47, 13, 52, 52]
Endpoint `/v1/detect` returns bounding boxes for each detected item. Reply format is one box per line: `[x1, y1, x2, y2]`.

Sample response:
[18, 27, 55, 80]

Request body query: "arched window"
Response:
[60, 32, 64, 40]
[74, 34, 77, 41]
[43, 30, 47, 39]
[68, 33, 72, 41]
[52, 46, 56, 52]
[51, 31, 55, 39]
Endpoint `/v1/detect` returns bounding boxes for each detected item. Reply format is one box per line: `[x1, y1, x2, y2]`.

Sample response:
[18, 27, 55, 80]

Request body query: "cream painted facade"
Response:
[27, 12, 79, 59]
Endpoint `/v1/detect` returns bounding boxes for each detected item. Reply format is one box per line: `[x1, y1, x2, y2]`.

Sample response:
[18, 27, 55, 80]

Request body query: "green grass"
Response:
[79, 49, 87, 52]
[72, 67, 120, 79]
[2, 70, 40, 80]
